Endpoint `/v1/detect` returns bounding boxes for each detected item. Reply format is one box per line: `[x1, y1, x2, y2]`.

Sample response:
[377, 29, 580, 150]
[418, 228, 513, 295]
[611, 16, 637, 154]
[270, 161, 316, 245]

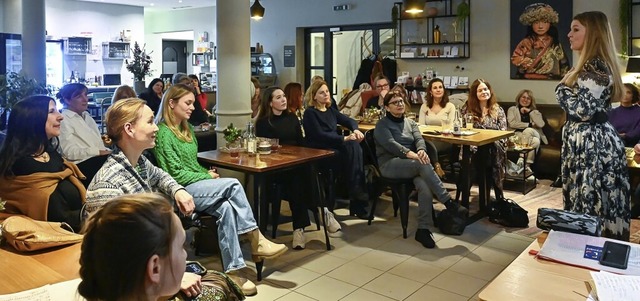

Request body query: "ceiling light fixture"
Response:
[250, 0, 265, 20]
[404, 0, 424, 14]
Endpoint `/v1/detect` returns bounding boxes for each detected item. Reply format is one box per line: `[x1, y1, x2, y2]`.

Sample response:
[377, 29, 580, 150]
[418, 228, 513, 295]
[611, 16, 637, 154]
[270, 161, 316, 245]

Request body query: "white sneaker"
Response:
[324, 209, 342, 233]
[292, 228, 305, 250]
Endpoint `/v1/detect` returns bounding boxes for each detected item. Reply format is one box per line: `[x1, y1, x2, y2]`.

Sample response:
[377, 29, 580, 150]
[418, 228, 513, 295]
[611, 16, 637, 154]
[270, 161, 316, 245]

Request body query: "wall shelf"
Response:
[63, 37, 92, 55]
[102, 41, 131, 59]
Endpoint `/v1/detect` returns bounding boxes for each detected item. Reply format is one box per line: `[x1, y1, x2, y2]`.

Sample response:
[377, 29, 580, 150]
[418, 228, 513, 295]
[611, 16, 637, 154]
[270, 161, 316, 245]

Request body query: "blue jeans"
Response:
[380, 158, 451, 229]
[185, 178, 258, 272]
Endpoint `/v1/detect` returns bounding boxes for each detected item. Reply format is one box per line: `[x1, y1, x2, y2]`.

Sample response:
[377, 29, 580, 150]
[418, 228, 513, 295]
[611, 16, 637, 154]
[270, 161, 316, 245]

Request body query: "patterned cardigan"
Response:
[85, 148, 184, 214]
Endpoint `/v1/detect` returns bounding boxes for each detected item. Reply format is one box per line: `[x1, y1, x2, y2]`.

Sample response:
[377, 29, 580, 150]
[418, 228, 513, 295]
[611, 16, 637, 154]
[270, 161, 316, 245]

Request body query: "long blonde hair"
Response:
[155, 84, 194, 143]
[304, 80, 330, 110]
[105, 98, 147, 146]
[561, 11, 623, 102]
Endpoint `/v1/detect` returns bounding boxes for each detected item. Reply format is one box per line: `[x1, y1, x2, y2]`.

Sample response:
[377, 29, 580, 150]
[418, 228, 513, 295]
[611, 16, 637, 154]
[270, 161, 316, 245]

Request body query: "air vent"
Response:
[172, 5, 193, 9]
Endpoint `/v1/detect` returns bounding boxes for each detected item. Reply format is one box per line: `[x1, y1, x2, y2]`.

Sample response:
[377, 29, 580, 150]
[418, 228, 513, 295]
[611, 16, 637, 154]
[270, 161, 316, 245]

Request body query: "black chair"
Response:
[362, 129, 417, 239]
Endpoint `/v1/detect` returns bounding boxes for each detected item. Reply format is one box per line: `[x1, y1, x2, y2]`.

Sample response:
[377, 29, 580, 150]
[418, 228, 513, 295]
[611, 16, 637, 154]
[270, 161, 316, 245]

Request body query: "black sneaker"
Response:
[415, 228, 436, 248]
[551, 176, 562, 188]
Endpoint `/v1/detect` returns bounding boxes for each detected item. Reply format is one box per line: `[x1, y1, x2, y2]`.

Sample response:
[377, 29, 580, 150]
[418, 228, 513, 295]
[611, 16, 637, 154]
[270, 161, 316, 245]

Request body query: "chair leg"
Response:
[255, 259, 264, 281]
[395, 185, 410, 239]
[368, 193, 379, 225]
[312, 209, 320, 230]
[271, 183, 281, 238]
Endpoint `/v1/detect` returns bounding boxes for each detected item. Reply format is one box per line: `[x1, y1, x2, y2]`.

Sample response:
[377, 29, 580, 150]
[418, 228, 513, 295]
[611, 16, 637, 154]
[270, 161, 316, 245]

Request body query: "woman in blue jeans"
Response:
[374, 90, 466, 248]
[85, 96, 286, 297]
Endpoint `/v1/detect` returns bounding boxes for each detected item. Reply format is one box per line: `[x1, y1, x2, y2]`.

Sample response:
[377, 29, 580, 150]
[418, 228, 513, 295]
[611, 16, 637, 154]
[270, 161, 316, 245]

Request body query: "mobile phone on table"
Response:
[185, 261, 207, 276]
[599, 241, 630, 270]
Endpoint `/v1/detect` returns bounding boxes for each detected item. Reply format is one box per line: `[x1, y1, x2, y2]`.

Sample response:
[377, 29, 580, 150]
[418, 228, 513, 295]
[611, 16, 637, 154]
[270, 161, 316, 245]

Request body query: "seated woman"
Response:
[418, 78, 458, 177]
[609, 83, 640, 146]
[461, 79, 508, 200]
[58, 83, 112, 164]
[284, 82, 305, 135]
[303, 80, 369, 222]
[78, 193, 205, 300]
[138, 78, 164, 116]
[86, 94, 283, 296]
[374, 90, 465, 248]
[111, 85, 137, 103]
[256, 86, 326, 249]
[507, 89, 547, 164]
[189, 74, 213, 117]
[0, 95, 85, 231]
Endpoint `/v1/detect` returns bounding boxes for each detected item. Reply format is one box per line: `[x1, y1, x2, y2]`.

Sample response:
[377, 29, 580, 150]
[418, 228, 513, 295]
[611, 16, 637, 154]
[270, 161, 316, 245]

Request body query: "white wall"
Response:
[250, 0, 623, 104]
[143, 6, 217, 80]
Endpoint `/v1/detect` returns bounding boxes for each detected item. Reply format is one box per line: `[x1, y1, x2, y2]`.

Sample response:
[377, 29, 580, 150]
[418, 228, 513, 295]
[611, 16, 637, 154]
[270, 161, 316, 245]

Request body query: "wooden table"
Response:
[0, 243, 81, 294]
[198, 145, 335, 250]
[479, 235, 592, 301]
[420, 125, 513, 221]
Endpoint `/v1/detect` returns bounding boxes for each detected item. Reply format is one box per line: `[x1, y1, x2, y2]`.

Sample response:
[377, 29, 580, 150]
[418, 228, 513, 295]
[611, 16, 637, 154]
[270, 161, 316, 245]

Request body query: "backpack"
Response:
[488, 198, 529, 228]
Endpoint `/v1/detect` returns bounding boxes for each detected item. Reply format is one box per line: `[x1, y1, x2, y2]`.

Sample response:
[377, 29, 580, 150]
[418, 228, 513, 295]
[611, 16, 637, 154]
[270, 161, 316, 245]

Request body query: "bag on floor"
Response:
[438, 208, 467, 235]
[171, 270, 245, 301]
[536, 208, 601, 236]
[0, 215, 83, 252]
[488, 198, 529, 228]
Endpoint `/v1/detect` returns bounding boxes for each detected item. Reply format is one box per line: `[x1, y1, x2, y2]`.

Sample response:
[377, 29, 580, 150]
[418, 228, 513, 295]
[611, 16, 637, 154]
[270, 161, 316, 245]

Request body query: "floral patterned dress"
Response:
[460, 104, 508, 195]
[556, 57, 630, 241]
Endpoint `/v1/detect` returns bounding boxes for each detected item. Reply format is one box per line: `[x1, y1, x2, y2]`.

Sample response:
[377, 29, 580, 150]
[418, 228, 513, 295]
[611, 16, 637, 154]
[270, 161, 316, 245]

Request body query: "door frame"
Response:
[304, 23, 393, 95]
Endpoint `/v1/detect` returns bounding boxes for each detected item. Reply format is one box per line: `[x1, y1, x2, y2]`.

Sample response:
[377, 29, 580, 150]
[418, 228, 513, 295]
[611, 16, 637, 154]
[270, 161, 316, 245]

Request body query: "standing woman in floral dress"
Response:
[557, 11, 630, 240]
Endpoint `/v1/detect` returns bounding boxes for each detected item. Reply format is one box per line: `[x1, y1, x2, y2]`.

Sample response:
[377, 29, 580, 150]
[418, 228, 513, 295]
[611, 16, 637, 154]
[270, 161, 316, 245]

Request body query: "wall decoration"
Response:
[510, 1, 573, 80]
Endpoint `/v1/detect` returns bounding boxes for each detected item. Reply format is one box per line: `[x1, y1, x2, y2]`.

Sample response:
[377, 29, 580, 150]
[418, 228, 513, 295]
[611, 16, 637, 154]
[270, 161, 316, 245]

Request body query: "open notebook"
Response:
[0, 279, 83, 301]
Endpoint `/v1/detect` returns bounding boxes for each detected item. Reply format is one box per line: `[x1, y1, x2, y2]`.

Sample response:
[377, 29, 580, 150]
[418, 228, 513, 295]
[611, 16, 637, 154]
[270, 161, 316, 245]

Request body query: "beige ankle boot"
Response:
[245, 229, 288, 261]
[434, 162, 445, 178]
[227, 270, 257, 296]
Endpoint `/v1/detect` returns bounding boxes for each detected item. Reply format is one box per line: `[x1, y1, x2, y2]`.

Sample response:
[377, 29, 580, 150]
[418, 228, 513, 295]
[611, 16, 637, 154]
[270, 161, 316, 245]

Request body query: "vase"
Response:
[133, 81, 146, 94]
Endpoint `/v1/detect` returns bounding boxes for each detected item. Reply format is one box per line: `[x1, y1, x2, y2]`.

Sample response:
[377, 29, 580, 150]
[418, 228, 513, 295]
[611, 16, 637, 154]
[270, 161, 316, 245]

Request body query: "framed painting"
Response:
[510, 1, 573, 80]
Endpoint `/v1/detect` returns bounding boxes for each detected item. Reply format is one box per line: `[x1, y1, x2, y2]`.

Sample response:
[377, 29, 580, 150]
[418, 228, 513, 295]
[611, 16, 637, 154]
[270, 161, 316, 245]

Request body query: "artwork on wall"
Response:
[510, 1, 573, 80]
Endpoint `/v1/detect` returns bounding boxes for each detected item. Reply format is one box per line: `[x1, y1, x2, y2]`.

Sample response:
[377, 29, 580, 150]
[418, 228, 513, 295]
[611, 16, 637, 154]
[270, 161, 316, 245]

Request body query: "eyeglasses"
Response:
[376, 83, 389, 89]
[388, 100, 405, 106]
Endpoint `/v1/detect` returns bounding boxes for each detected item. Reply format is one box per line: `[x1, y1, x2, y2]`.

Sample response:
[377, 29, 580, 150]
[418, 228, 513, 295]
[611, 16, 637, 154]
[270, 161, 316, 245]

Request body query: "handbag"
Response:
[488, 198, 529, 228]
[536, 208, 601, 236]
[171, 270, 245, 301]
[1, 215, 83, 252]
[438, 208, 467, 235]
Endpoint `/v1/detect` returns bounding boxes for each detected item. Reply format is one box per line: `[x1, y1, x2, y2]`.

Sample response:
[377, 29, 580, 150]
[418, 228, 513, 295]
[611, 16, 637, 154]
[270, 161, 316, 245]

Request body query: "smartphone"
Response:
[425, 130, 441, 135]
[599, 241, 630, 270]
[185, 261, 207, 276]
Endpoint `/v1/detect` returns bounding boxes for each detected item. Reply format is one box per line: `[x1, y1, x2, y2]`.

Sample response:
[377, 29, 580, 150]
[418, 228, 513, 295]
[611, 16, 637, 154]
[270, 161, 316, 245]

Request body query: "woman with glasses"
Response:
[366, 75, 390, 110]
[374, 90, 465, 248]
[461, 79, 508, 201]
[507, 89, 547, 165]
[303, 80, 369, 228]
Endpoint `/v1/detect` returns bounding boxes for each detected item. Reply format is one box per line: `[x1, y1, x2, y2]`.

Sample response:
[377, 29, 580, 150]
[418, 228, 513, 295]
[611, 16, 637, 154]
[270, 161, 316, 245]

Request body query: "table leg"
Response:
[254, 174, 269, 232]
[312, 165, 332, 251]
[460, 145, 472, 208]
[477, 145, 490, 213]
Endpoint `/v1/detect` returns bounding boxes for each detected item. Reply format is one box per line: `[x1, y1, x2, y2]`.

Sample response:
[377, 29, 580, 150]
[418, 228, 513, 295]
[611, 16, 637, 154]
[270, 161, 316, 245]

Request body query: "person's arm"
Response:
[418, 103, 428, 125]
[496, 106, 508, 131]
[507, 106, 528, 129]
[143, 157, 186, 198]
[335, 107, 359, 131]
[529, 110, 545, 128]
[373, 120, 410, 157]
[557, 64, 606, 121]
[153, 126, 211, 185]
[85, 181, 124, 214]
[511, 38, 535, 70]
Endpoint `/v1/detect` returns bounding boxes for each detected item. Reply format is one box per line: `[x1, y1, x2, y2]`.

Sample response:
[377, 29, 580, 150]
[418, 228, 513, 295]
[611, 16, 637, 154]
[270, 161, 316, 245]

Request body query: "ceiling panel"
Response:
[75, 0, 216, 11]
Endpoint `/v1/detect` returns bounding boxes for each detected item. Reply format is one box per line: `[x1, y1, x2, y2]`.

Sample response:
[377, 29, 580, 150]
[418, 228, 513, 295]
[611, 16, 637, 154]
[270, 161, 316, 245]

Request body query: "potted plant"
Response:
[0, 72, 50, 131]
[222, 123, 243, 147]
[125, 41, 153, 93]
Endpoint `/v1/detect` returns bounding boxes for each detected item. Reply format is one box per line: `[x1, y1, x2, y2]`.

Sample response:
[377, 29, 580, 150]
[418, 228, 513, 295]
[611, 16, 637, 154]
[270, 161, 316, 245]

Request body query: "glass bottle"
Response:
[453, 110, 461, 135]
[433, 25, 441, 44]
[245, 122, 257, 155]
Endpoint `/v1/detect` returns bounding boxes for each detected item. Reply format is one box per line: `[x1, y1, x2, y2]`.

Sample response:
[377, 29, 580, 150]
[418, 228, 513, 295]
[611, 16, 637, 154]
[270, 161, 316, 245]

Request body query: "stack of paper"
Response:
[0, 279, 84, 301]
[586, 271, 640, 301]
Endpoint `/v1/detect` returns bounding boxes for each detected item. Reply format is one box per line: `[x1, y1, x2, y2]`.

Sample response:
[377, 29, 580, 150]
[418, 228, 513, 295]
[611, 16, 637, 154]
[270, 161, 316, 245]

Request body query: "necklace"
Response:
[33, 151, 50, 162]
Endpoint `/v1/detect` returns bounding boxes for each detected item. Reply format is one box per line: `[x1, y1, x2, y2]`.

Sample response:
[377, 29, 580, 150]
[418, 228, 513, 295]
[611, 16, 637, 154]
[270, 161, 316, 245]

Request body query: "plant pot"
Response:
[133, 81, 146, 94]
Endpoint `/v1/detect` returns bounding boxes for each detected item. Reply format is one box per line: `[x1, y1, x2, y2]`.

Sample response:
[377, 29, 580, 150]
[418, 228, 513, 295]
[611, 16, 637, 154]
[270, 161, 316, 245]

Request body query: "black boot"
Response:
[444, 199, 468, 217]
[551, 176, 562, 188]
[349, 200, 369, 219]
[415, 228, 435, 248]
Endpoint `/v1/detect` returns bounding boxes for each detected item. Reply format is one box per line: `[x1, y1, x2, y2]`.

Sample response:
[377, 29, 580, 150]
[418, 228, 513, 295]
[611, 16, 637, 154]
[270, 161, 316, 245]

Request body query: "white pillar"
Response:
[21, 0, 46, 83]
[215, 0, 252, 148]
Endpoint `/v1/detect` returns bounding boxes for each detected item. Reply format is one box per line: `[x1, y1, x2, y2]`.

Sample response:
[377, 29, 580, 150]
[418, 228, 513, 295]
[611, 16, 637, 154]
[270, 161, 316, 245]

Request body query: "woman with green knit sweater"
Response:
[152, 84, 287, 296]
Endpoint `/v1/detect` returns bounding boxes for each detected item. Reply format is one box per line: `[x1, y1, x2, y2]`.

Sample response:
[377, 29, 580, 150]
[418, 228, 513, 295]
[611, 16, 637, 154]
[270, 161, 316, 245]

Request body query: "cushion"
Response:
[360, 90, 380, 112]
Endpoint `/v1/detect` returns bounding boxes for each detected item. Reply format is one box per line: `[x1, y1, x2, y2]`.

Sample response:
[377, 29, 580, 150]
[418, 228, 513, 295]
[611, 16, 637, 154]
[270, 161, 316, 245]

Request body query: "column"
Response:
[21, 0, 46, 83]
[215, 0, 252, 148]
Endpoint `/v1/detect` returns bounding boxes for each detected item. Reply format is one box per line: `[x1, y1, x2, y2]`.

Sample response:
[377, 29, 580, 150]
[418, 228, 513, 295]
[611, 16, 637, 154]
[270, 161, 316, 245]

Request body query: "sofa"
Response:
[498, 102, 566, 180]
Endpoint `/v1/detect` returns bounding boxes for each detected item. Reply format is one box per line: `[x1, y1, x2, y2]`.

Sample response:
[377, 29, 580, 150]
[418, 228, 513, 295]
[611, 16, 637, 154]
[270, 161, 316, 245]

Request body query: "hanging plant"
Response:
[620, 0, 630, 56]
[126, 42, 153, 82]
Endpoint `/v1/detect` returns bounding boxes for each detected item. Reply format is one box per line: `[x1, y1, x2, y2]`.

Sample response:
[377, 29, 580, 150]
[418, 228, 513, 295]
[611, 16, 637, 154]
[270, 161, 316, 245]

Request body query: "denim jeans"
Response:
[185, 178, 258, 272]
[380, 158, 451, 229]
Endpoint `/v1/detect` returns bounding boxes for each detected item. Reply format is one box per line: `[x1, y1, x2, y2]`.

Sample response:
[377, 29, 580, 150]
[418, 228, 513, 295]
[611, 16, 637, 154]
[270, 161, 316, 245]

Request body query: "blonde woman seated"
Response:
[418, 78, 457, 177]
[86, 97, 286, 296]
[507, 89, 547, 164]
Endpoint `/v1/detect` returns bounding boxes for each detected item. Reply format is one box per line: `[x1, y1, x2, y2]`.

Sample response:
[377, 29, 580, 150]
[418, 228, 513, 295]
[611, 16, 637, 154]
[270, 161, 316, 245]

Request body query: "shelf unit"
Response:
[395, 0, 470, 59]
[63, 37, 92, 55]
[405, 85, 469, 104]
[629, 0, 640, 56]
[102, 41, 131, 59]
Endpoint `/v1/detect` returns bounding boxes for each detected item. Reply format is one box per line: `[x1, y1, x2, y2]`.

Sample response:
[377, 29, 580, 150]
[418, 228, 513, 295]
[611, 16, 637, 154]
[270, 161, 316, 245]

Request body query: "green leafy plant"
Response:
[222, 123, 243, 144]
[126, 42, 153, 82]
[0, 72, 50, 110]
[456, 0, 470, 26]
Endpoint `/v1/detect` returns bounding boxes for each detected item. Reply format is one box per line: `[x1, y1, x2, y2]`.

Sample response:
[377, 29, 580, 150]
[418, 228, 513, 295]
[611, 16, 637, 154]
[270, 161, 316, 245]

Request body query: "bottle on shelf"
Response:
[433, 25, 441, 44]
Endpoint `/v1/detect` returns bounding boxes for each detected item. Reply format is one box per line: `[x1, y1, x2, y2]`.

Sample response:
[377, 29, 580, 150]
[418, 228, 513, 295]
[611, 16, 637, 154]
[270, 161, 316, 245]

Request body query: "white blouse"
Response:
[59, 109, 107, 163]
[418, 102, 457, 126]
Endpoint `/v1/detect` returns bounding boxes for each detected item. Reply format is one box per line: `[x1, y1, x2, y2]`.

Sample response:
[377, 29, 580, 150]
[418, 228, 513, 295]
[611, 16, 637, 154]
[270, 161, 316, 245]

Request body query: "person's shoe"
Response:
[324, 209, 342, 233]
[415, 228, 436, 248]
[292, 228, 306, 250]
[551, 176, 562, 188]
[434, 162, 446, 178]
[244, 230, 288, 261]
[349, 201, 369, 219]
[444, 199, 468, 217]
[227, 272, 257, 296]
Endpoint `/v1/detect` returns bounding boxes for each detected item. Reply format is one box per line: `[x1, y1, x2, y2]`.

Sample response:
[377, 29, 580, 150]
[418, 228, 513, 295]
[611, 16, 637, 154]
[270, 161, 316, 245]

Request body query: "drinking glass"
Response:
[270, 138, 279, 152]
[229, 146, 240, 158]
[465, 114, 474, 129]
[441, 118, 452, 134]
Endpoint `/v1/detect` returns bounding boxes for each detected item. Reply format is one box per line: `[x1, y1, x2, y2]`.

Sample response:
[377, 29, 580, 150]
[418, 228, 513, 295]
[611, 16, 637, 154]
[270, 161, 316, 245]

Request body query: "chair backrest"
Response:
[363, 129, 382, 174]
[90, 92, 114, 104]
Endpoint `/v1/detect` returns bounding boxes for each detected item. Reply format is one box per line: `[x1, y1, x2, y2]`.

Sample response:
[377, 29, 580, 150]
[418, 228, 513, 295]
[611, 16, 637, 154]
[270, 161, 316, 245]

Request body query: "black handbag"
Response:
[438, 208, 467, 235]
[536, 208, 601, 236]
[488, 198, 529, 228]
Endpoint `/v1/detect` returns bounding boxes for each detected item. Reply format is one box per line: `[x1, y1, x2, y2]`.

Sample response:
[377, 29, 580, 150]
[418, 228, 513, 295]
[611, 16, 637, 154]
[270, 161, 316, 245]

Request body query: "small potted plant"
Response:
[126, 42, 153, 93]
[222, 123, 243, 147]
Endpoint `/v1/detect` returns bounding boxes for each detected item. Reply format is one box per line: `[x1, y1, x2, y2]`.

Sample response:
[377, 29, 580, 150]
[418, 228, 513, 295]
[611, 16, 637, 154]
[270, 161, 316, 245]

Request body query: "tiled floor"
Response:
[192, 192, 535, 301]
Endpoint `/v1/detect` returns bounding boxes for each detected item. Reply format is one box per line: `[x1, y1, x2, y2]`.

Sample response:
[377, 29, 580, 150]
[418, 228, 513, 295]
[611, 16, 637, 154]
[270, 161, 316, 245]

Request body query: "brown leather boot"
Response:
[434, 162, 446, 178]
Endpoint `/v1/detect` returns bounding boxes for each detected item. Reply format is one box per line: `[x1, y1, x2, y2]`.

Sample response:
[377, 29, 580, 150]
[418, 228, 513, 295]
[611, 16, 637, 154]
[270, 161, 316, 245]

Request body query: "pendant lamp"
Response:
[251, 0, 265, 20]
[404, 0, 424, 14]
